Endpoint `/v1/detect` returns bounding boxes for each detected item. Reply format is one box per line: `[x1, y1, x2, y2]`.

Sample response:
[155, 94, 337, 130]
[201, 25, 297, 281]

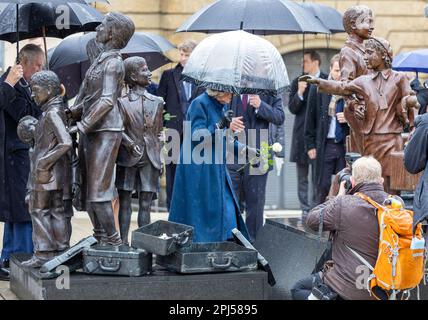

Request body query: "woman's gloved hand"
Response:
[216, 110, 235, 129]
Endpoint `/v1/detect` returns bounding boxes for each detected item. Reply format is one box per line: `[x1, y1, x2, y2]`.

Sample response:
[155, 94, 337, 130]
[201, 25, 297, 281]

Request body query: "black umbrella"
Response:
[84, 0, 109, 7]
[0, 0, 102, 63]
[176, 0, 330, 35]
[300, 2, 344, 34]
[49, 32, 175, 98]
[176, 0, 330, 74]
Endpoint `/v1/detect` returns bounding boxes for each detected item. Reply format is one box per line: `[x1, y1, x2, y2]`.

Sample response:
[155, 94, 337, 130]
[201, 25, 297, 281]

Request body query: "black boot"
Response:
[0, 260, 9, 281]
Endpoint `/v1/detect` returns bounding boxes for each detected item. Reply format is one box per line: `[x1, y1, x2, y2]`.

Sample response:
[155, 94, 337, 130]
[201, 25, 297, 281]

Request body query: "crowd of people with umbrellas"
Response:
[0, 0, 345, 267]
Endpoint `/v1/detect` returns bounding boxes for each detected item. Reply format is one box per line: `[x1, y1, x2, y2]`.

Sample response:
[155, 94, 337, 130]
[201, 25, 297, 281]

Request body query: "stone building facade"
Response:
[97, 0, 428, 78]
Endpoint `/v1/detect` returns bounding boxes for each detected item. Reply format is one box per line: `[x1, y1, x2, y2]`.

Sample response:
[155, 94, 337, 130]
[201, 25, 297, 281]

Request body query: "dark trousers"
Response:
[1, 221, 33, 261]
[228, 166, 268, 242]
[166, 162, 177, 211]
[291, 273, 342, 300]
[296, 162, 315, 212]
[317, 141, 346, 204]
[291, 273, 320, 300]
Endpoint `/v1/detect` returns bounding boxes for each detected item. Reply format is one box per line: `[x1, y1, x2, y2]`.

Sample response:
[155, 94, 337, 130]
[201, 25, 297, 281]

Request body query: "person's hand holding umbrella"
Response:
[5, 63, 23, 86]
[248, 94, 261, 109]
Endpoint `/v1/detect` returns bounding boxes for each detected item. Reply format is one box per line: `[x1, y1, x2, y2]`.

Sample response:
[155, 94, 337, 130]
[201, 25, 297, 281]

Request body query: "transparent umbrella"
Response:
[182, 30, 289, 96]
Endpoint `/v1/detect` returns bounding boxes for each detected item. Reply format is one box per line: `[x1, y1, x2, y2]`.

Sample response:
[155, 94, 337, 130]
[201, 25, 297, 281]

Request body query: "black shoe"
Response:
[0, 259, 9, 269]
[0, 267, 10, 281]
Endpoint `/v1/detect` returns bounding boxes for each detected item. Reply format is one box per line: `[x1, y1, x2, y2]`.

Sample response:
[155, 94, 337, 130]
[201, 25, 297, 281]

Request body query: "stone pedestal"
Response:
[10, 254, 268, 300]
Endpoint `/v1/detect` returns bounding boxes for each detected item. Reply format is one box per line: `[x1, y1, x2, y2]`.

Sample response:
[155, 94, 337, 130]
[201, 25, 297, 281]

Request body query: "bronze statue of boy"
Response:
[116, 56, 164, 244]
[300, 37, 418, 190]
[17, 71, 73, 268]
[340, 5, 375, 153]
[67, 12, 135, 245]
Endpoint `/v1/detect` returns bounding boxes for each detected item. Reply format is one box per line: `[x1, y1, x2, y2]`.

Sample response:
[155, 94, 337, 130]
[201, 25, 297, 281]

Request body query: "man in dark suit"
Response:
[0, 44, 45, 279]
[227, 94, 285, 242]
[289, 50, 327, 215]
[304, 54, 349, 206]
[157, 40, 205, 210]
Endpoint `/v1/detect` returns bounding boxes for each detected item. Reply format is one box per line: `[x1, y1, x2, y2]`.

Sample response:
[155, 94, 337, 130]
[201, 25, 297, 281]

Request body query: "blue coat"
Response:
[0, 69, 42, 222]
[168, 92, 250, 242]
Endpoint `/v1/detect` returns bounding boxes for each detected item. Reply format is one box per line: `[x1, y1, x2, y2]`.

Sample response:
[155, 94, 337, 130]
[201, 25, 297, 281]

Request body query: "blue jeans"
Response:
[1, 222, 33, 261]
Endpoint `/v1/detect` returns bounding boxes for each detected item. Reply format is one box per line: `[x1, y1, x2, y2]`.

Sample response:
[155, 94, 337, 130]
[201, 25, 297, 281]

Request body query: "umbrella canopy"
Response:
[300, 2, 344, 34]
[0, 2, 103, 43]
[0, 0, 85, 3]
[182, 30, 289, 96]
[176, 0, 330, 35]
[392, 49, 428, 73]
[49, 32, 175, 98]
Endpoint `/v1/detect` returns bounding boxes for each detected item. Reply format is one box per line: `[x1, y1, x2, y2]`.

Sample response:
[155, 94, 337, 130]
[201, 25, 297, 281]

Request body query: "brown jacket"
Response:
[306, 182, 388, 300]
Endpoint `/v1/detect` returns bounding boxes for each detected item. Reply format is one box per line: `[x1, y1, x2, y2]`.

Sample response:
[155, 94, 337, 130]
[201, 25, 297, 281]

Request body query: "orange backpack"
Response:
[346, 192, 426, 300]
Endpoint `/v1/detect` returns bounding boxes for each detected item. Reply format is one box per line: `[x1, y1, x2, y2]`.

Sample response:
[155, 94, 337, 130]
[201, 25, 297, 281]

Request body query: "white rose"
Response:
[272, 142, 283, 153]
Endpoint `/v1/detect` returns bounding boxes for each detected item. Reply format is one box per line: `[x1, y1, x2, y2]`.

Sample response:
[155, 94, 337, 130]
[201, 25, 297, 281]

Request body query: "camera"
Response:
[337, 152, 361, 193]
[338, 169, 352, 192]
[308, 283, 338, 300]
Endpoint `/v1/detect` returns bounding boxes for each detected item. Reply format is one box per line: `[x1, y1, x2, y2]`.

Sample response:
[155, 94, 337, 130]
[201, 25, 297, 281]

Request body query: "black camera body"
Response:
[311, 283, 338, 300]
[337, 152, 361, 193]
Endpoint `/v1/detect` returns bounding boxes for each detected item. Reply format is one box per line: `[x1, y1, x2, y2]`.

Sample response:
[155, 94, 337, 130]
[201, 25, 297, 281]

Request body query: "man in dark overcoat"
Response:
[288, 50, 327, 214]
[304, 54, 349, 205]
[227, 94, 285, 242]
[0, 44, 45, 277]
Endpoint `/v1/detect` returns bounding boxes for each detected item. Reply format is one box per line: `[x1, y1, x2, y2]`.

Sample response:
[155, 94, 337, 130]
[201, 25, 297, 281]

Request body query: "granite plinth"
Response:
[10, 254, 268, 300]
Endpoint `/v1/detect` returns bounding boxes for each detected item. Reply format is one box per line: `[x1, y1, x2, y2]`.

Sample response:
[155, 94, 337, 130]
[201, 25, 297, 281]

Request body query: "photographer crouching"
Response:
[291, 156, 388, 300]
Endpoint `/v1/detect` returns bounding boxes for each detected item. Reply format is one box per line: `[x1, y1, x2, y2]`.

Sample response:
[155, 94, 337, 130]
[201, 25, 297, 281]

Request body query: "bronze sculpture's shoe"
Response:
[22, 251, 56, 268]
[107, 232, 122, 246]
[93, 228, 108, 244]
[21, 256, 47, 268]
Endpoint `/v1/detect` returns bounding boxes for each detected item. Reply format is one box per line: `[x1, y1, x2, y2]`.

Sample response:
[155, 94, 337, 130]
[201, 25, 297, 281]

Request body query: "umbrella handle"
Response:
[16, 3, 19, 63]
[42, 27, 49, 70]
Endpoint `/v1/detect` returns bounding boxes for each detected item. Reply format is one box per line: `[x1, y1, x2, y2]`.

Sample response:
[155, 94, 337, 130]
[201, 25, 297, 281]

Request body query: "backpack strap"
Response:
[344, 243, 374, 271]
[354, 192, 385, 211]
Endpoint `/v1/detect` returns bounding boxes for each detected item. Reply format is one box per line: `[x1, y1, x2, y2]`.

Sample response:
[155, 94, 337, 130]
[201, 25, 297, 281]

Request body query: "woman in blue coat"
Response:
[169, 89, 250, 242]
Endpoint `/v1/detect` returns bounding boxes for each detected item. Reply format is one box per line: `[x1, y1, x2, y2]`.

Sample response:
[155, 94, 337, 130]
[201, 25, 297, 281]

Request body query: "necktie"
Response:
[335, 98, 344, 143]
[242, 94, 248, 112]
[184, 81, 192, 101]
[377, 74, 388, 110]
